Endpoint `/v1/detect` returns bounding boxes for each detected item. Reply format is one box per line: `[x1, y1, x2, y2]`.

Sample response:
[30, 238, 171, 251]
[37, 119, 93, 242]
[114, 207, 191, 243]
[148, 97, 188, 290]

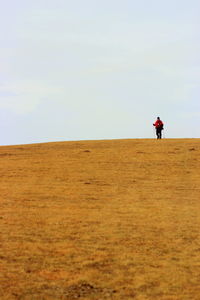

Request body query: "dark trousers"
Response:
[156, 128, 162, 139]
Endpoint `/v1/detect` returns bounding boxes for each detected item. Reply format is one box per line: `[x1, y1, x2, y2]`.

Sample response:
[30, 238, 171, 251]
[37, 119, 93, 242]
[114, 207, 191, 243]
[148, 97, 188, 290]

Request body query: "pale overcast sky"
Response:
[0, 0, 199, 145]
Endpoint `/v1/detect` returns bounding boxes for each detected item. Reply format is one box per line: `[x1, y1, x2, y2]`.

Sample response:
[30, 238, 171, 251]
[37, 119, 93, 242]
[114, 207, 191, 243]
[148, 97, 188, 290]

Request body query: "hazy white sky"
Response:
[0, 0, 200, 145]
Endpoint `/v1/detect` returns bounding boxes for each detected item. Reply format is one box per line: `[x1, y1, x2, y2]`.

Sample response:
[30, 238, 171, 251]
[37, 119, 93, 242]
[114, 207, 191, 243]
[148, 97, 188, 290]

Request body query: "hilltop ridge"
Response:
[1, 139, 200, 299]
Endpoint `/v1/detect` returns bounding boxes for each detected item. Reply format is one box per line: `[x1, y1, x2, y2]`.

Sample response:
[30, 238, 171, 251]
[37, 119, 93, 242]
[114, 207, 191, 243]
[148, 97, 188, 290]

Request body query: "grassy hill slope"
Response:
[1, 139, 200, 299]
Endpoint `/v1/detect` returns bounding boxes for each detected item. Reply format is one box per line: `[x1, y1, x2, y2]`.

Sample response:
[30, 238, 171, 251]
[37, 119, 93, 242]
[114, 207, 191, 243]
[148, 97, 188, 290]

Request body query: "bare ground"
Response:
[0, 139, 200, 300]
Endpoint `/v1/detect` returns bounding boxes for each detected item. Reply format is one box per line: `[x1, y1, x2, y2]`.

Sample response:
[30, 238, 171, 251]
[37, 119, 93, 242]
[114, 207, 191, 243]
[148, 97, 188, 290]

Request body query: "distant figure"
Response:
[153, 117, 164, 139]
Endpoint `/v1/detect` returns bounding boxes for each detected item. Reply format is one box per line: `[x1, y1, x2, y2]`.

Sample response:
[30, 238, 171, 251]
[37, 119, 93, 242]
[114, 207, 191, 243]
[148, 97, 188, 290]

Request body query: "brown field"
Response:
[1, 139, 200, 300]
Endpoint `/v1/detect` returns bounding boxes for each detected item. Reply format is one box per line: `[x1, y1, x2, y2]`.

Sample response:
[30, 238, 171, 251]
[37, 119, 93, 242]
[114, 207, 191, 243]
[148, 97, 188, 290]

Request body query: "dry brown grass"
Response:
[1, 139, 200, 299]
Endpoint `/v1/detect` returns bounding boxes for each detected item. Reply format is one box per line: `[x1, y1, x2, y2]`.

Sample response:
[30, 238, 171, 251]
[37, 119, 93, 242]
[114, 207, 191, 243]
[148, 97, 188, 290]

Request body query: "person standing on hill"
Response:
[153, 117, 164, 139]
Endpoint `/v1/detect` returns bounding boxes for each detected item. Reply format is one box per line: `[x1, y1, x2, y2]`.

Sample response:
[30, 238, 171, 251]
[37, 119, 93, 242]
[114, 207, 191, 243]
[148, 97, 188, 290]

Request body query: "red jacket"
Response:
[153, 120, 164, 129]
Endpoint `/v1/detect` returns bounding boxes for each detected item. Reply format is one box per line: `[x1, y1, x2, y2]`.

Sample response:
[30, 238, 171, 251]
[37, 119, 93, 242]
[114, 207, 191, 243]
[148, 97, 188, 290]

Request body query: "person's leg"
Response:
[156, 128, 159, 139]
[158, 128, 161, 139]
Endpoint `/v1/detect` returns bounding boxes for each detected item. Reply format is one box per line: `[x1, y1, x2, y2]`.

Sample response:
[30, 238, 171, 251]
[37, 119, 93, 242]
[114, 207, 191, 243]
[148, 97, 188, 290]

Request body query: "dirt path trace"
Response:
[1, 139, 200, 299]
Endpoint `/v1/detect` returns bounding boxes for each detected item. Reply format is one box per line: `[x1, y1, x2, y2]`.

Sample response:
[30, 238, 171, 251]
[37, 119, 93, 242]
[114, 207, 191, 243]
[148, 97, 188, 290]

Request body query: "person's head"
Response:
[157, 117, 160, 120]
